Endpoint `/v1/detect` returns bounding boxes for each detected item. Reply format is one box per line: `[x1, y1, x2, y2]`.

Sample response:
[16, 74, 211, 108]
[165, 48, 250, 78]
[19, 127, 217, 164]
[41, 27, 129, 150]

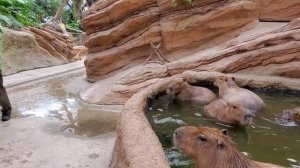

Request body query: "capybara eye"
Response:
[198, 135, 207, 142]
[221, 129, 228, 135]
[233, 105, 237, 109]
[232, 77, 235, 81]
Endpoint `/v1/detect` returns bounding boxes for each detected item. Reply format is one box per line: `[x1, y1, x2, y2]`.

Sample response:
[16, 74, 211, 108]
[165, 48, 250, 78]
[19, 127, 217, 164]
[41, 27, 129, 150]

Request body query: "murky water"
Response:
[146, 90, 300, 168]
[8, 72, 121, 137]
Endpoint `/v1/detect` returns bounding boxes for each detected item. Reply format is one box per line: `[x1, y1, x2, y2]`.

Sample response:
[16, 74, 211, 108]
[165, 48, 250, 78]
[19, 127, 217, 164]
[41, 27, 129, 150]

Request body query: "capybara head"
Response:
[214, 76, 237, 88]
[220, 102, 254, 126]
[174, 126, 253, 168]
[166, 78, 186, 97]
[281, 110, 294, 123]
[174, 126, 230, 157]
[203, 99, 254, 126]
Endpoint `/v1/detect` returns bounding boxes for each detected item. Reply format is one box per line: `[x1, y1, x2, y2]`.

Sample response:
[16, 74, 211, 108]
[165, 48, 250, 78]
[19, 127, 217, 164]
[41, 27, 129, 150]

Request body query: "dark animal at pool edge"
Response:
[203, 99, 254, 126]
[214, 76, 265, 114]
[166, 78, 216, 104]
[281, 107, 300, 124]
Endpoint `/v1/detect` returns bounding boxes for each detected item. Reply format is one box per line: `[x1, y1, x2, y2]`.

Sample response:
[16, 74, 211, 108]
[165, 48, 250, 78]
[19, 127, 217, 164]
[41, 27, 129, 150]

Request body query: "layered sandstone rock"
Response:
[259, 0, 300, 21]
[81, 19, 300, 104]
[2, 28, 67, 75]
[28, 27, 77, 62]
[82, 0, 260, 82]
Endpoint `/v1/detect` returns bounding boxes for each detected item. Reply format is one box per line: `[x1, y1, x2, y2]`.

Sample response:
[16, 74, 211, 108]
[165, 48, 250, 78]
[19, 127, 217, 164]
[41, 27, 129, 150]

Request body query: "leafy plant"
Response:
[0, 0, 84, 31]
[0, 0, 48, 29]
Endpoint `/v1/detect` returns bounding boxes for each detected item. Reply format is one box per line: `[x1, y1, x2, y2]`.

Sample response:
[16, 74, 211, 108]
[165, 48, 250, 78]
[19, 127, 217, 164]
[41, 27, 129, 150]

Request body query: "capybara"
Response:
[203, 99, 254, 126]
[281, 107, 300, 123]
[214, 76, 265, 113]
[174, 126, 284, 168]
[166, 78, 216, 104]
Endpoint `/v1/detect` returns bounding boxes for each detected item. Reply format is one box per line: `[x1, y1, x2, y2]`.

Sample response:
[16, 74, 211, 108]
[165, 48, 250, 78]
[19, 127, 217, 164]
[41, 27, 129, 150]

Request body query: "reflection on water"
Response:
[147, 91, 300, 168]
[10, 72, 121, 137]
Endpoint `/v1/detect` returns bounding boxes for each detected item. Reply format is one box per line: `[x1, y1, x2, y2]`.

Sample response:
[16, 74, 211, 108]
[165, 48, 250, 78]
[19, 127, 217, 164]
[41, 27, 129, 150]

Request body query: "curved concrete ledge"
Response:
[111, 71, 300, 168]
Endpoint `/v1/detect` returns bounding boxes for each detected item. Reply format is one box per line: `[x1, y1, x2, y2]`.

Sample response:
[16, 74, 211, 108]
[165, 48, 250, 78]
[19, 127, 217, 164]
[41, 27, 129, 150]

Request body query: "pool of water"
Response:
[146, 90, 300, 168]
[9, 71, 122, 137]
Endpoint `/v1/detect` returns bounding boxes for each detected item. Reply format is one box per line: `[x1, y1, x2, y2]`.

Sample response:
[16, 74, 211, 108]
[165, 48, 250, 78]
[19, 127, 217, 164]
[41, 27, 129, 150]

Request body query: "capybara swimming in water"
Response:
[203, 99, 254, 126]
[166, 78, 216, 104]
[173, 126, 284, 168]
[214, 76, 265, 114]
[281, 107, 300, 124]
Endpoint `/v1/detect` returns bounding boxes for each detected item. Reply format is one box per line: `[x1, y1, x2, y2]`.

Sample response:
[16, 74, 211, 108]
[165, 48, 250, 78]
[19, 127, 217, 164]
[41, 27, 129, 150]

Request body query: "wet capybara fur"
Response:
[174, 126, 284, 168]
[203, 99, 254, 126]
[281, 107, 300, 123]
[214, 76, 265, 114]
[166, 78, 216, 104]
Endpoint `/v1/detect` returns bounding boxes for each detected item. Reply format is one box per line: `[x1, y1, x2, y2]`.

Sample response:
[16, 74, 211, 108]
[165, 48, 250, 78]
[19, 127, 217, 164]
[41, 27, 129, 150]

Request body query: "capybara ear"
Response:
[221, 129, 228, 135]
[217, 140, 225, 149]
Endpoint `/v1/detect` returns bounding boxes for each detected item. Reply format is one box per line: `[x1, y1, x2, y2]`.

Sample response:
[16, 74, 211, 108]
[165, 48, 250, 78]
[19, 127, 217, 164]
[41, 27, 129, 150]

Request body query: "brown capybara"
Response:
[173, 126, 284, 168]
[281, 107, 300, 123]
[214, 76, 265, 114]
[203, 99, 254, 126]
[166, 78, 216, 104]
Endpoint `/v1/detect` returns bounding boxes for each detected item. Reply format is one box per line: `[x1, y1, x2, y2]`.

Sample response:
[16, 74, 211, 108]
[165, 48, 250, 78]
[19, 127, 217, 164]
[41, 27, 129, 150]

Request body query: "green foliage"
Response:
[0, 0, 51, 29]
[34, 0, 60, 18]
[66, 20, 81, 33]
[171, 0, 193, 6]
[0, 0, 83, 32]
[61, 5, 81, 32]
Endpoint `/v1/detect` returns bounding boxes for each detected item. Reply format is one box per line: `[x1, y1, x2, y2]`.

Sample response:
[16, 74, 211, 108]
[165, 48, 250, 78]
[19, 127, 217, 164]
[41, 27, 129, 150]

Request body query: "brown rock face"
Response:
[167, 19, 300, 76]
[259, 0, 300, 21]
[160, 0, 258, 51]
[28, 28, 77, 62]
[82, 0, 259, 82]
[2, 28, 67, 75]
[81, 19, 300, 105]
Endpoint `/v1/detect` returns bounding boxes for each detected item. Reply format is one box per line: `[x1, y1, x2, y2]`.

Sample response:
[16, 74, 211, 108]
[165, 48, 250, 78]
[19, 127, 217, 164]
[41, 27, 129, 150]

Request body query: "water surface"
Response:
[147, 91, 300, 168]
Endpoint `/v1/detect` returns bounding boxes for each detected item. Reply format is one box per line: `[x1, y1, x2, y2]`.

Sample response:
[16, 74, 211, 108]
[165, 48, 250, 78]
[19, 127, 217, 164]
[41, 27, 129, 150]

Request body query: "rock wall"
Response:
[2, 28, 68, 75]
[28, 27, 77, 62]
[80, 0, 300, 105]
[82, 0, 260, 82]
[81, 19, 300, 104]
[259, 0, 300, 21]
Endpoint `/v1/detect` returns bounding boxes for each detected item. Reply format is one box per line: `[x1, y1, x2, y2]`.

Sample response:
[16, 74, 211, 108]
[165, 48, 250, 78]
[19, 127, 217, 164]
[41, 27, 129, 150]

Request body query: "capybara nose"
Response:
[242, 111, 255, 125]
[174, 128, 183, 139]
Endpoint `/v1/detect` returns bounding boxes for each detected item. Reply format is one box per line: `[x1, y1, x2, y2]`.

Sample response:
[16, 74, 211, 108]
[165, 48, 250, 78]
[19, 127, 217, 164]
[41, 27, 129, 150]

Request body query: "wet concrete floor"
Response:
[0, 70, 122, 168]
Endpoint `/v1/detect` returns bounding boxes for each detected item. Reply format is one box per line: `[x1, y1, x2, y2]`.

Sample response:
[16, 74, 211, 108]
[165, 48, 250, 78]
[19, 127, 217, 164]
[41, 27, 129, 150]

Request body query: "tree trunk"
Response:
[53, 0, 67, 21]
